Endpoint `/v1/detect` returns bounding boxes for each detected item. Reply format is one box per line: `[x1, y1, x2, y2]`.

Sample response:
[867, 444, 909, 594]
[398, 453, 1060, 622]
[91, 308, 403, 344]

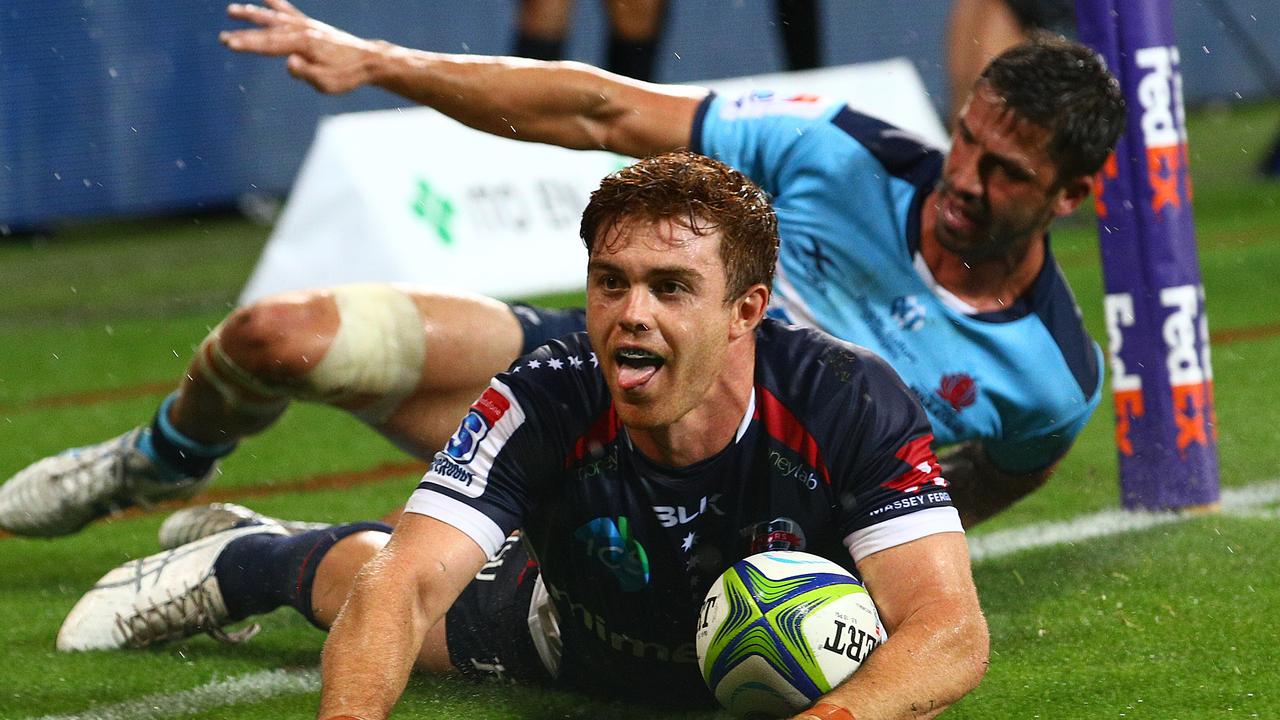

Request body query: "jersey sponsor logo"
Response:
[653, 494, 724, 528]
[883, 434, 946, 494]
[769, 448, 821, 490]
[574, 516, 651, 592]
[429, 453, 476, 487]
[543, 580, 698, 663]
[867, 490, 952, 516]
[936, 373, 977, 411]
[718, 90, 833, 120]
[446, 387, 511, 463]
[890, 294, 926, 331]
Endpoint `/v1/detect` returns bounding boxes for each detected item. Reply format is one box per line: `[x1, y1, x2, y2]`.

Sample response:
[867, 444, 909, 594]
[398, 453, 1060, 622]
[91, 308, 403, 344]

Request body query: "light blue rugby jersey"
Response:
[691, 91, 1103, 473]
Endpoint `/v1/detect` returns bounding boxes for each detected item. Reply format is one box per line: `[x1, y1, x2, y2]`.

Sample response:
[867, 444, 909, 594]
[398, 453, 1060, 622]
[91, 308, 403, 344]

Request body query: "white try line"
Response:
[967, 478, 1280, 563]
[30, 668, 319, 720]
[28, 479, 1280, 720]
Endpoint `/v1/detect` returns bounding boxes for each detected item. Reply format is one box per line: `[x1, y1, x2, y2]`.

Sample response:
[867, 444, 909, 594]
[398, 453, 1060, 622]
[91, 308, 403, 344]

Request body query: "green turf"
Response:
[0, 101, 1278, 718]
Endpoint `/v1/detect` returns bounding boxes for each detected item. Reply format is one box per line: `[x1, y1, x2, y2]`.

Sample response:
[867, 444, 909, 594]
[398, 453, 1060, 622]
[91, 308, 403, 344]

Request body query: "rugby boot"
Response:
[57, 524, 289, 651]
[0, 428, 213, 537]
[158, 502, 330, 549]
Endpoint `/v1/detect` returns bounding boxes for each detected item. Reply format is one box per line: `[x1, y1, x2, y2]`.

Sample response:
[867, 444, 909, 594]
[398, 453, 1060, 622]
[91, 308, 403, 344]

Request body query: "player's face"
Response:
[933, 86, 1087, 262]
[586, 216, 739, 431]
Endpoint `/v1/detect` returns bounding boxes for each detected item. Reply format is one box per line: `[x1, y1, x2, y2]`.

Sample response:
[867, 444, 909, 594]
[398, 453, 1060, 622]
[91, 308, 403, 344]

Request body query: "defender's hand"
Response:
[220, 0, 382, 94]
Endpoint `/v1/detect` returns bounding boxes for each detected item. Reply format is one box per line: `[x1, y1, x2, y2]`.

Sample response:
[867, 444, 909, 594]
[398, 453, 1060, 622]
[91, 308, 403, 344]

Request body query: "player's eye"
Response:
[656, 280, 684, 295]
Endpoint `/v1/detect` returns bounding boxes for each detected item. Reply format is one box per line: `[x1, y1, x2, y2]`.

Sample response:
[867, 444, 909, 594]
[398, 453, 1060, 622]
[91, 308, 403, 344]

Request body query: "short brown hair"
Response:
[579, 151, 779, 301]
[979, 36, 1126, 181]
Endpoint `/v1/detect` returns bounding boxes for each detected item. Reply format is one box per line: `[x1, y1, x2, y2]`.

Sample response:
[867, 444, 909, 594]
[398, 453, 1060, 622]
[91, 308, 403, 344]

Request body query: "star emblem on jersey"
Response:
[527, 359, 542, 370]
[547, 358, 563, 370]
[682, 531, 698, 552]
[568, 355, 583, 369]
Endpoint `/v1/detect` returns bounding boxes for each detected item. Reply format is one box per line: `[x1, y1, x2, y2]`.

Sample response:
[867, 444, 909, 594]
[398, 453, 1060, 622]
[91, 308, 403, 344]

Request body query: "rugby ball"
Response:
[695, 551, 883, 719]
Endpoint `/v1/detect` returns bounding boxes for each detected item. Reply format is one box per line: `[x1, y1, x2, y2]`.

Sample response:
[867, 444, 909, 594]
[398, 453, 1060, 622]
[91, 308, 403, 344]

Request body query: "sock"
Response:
[514, 32, 564, 61]
[214, 521, 392, 629]
[137, 393, 237, 481]
[607, 34, 661, 82]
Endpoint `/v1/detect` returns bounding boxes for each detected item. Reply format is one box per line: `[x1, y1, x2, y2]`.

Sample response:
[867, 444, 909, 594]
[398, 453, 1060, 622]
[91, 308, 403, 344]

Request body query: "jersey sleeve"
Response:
[691, 91, 845, 195]
[828, 349, 963, 562]
[404, 375, 563, 558]
[982, 342, 1105, 474]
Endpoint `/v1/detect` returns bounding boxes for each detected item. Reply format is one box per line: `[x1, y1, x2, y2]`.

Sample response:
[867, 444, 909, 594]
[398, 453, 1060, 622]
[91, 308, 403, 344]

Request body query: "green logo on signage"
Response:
[411, 178, 456, 246]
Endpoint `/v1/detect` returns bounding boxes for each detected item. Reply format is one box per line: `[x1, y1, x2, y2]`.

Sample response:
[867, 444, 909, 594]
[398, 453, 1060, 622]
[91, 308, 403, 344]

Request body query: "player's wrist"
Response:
[796, 701, 857, 720]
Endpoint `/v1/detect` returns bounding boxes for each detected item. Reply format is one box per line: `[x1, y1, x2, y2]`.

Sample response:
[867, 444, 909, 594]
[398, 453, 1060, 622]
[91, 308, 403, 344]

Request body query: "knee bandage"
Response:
[196, 284, 427, 425]
[303, 284, 428, 424]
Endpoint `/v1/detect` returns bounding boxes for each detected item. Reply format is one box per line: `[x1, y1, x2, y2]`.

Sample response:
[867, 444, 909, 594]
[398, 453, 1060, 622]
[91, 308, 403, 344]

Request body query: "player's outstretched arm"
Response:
[795, 533, 989, 720]
[220, 0, 704, 158]
[317, 512, 486, 720]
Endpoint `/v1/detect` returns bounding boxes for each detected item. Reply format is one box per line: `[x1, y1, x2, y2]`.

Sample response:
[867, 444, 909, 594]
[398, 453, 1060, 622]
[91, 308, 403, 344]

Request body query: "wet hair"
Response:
[978, 35, 1126, 181]
[579, 150, 779, 301]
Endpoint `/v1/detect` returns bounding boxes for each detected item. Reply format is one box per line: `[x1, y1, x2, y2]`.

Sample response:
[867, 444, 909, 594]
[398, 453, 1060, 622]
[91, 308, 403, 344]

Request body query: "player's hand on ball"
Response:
[220, 0, 381, 94]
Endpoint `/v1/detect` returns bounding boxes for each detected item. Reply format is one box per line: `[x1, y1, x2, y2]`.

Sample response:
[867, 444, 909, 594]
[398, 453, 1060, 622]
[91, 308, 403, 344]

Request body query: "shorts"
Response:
[1004, 0, 1075, 32]
[508, 303, 587, 355]
[445, 532, 562, 684]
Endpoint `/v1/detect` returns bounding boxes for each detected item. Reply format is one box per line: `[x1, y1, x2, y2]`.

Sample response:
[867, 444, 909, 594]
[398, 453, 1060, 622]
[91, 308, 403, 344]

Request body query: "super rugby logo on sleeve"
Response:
[428, 381, 526, 498]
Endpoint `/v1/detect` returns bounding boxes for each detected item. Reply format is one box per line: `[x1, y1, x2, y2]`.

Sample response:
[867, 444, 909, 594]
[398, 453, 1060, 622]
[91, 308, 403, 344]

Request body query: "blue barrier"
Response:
[3, 0, 1277, 227]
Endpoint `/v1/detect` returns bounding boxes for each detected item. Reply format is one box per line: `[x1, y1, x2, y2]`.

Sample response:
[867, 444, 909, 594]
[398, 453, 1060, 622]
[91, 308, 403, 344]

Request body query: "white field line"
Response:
[29, 668, 319, 720]
[967, 478, 1280, 563]
[28, 479, 1280, 720]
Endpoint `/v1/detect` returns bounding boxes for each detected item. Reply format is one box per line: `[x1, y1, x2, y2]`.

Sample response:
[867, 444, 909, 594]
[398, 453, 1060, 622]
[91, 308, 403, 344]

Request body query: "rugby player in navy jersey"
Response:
[58, 153, 988, 720]
[0, 0, 1124, 540]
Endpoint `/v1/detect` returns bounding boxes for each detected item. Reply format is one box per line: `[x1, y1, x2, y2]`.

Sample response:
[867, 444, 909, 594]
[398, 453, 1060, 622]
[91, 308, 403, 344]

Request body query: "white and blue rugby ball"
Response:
[695, 551, 884, 719]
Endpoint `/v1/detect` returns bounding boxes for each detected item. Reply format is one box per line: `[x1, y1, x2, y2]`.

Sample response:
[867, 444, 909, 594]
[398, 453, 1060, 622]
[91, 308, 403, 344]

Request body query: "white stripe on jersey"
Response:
[841, 506, 964, 563]
[403, 491, 509, 559]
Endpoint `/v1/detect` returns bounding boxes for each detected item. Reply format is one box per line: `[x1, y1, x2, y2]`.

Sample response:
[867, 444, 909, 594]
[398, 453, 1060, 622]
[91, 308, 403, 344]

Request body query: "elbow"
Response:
[955, 610, 991, 694]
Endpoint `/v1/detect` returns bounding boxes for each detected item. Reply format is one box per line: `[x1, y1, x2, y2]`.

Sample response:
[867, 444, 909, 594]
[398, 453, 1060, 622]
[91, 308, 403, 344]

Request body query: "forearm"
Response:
[317, 552, 433, 720]
[802, 605, 989, 719]
[940, 443, 1052, 527]
[367, 44, 700, 156]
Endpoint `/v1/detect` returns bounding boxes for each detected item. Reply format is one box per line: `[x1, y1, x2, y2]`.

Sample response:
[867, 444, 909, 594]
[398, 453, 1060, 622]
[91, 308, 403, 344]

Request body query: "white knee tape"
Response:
[304, 284, 428, 425]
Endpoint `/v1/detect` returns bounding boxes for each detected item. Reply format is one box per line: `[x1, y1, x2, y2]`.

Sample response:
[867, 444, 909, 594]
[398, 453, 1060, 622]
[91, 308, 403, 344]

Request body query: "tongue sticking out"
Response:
[617, 364, 659, 391]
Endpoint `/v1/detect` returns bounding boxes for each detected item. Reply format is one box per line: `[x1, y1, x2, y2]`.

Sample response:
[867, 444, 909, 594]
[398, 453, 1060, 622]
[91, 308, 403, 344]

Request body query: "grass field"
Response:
[2, 101, 1279, 719]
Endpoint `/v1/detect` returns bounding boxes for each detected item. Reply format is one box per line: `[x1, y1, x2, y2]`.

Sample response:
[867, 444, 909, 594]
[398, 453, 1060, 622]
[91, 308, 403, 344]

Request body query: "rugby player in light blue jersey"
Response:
[0, 0, 1123, 537]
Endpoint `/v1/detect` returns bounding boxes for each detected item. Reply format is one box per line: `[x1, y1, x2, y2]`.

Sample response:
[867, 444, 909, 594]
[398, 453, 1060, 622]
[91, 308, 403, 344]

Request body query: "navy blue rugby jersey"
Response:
[405, 319, 962, 701]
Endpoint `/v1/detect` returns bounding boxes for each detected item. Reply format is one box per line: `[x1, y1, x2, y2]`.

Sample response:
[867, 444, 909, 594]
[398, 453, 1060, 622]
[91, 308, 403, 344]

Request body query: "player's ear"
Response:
[730, 284, 769, 339]
[1052, 175, 1093, 217]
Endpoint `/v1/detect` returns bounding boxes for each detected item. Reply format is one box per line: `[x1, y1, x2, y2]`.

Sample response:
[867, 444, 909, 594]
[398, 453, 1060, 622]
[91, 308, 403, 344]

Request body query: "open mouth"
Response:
[614, 347, 666, 391]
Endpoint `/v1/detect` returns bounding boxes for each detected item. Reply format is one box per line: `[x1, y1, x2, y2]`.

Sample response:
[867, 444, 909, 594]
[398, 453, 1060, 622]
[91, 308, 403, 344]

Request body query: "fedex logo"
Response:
[1105, 293, 1144, 456]
[1161, 284, 1217, 454]
[1135, 46, 1193, 216]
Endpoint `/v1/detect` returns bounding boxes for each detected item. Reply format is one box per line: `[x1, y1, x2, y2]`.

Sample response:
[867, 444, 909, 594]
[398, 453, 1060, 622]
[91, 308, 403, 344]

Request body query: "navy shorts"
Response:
[508, 303, 587, 355]
[444, 533, 554, 684]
